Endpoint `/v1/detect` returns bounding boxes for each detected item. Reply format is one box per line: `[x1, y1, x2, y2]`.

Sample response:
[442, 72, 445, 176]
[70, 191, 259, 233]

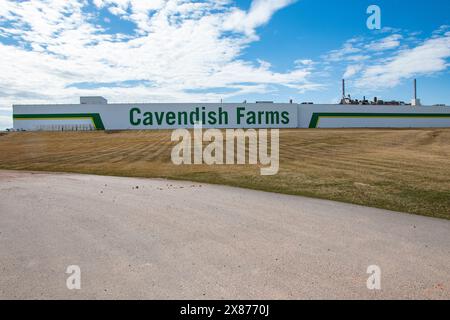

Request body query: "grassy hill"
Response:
[1, 128, 450, 219]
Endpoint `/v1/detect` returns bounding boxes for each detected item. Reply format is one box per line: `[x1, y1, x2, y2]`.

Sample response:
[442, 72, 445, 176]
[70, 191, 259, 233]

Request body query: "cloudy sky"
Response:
[0, 0, 449, 129]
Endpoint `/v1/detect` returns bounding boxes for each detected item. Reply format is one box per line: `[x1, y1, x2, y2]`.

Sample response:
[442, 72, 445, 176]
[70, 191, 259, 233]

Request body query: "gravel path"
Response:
[0, 170, 449, 299]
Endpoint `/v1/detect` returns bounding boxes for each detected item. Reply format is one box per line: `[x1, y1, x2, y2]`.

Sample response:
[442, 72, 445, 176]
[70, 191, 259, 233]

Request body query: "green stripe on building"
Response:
[308, 113, 450, 128]
[13, 113, 105, 130]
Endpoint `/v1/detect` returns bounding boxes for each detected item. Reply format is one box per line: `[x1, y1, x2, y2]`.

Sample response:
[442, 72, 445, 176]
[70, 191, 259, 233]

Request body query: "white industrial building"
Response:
[12, 93, 450, 131]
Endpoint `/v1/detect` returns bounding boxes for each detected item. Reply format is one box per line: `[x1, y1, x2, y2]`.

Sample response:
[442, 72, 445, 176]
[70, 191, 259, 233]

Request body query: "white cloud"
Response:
[325, 34, 403, 63]
[345, 55, 370, 62]
[343, 65, 363, 79]
[365, 34, 402, 51]
[0, 0, 312, 124]
[295, 59, 314, 66]
[323, 42, 361, 62]
[356, 33, 450, 89]
[322, 27, 450, 91]
[223, 0, 296, 37]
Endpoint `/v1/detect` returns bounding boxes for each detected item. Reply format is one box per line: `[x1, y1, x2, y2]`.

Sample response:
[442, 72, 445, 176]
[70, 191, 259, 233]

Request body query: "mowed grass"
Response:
[1, 129, 450, 219]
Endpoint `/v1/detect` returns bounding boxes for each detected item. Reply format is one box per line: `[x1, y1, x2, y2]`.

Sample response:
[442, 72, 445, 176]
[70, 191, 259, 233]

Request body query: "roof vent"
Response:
[80, 96, 108, 105]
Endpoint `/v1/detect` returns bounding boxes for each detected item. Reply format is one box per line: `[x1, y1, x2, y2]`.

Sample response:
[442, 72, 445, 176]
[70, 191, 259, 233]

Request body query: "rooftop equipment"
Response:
[80, 96, 108, 105]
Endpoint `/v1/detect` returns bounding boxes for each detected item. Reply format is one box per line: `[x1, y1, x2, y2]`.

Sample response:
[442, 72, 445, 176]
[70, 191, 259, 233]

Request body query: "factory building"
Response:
[12, 98, 450, 130]
[12, 82, 450, 130]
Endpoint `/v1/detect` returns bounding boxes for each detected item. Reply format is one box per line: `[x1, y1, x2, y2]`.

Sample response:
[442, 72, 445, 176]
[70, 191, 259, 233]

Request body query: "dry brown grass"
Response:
[1, 129, 450, 219]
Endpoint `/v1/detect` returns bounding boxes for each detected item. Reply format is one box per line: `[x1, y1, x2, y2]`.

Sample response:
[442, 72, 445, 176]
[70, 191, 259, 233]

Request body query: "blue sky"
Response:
[0, 0, 449, 129]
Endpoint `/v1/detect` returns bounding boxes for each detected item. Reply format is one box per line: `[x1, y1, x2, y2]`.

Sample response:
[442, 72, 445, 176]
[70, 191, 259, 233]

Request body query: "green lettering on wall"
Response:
[281, 111, 290, 124]
[143, 112, 153, 125]
[166, 112, 176, 125]
[237, 107, 246, 125]
[246, 111, 256, 125]
[130, 108, 141, 126]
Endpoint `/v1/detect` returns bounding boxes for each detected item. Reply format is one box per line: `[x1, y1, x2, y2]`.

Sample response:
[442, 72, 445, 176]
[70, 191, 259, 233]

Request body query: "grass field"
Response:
[1, 129, 450, 219]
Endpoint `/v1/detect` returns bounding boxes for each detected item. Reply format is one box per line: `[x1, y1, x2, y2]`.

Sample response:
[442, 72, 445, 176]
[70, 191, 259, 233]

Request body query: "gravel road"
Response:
[0, 170, 449, 299]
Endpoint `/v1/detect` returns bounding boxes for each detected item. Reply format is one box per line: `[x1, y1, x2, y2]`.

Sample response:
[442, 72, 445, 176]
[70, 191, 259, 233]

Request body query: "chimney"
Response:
[414, 79, 417, 100]
[411, 78, 421, 106]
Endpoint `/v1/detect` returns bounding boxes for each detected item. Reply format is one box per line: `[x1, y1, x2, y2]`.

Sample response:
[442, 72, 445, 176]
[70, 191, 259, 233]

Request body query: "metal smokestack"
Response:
[342, 79, 346, 99]
[412, 78, 421, 106]
[414, 79, 417, 100]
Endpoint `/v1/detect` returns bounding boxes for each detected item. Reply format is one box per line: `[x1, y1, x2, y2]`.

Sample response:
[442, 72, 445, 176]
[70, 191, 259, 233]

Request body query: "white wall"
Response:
[13, 103, 298, 130]
[13, 103, 450, 130]
[299, 105, 450, 128]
